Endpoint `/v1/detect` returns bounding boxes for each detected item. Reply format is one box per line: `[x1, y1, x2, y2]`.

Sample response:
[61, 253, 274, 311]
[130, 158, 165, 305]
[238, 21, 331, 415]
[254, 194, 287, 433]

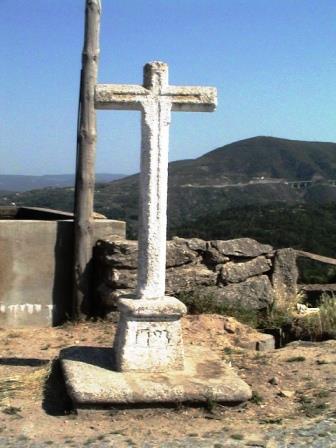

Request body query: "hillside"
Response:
[2, 136, 336, 243]
[0, 173, 125, 192]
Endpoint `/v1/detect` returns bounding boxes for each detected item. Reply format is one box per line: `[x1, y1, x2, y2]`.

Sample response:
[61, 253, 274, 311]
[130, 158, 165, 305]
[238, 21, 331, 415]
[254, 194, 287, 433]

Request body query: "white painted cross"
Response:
[95, 61, 217, 300]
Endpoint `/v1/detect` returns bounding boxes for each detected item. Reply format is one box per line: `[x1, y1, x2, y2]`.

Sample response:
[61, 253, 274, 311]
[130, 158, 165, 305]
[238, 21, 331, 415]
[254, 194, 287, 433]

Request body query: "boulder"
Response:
[209, 275, 275, 311]
[96, 238, 198, 270]
[202, 247, 230, 267]
[172, 237, 208, 253]
[165, 265, 217, 296]
[96, 285, 130, 310]
[211, 238, 273, 258]
[272, 248, 298, 306]
[104, 268, 137, 289]
[219, 256, 272, 284]
[166, 240, 199, 267]
[95, 239, 138, 269]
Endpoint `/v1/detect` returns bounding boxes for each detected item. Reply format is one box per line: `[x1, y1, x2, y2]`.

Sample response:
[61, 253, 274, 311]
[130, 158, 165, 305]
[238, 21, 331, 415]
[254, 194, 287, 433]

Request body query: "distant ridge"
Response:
[0, 173, 126, 192]
[2, 136, 336, 237]
[167, 136, 336, 185]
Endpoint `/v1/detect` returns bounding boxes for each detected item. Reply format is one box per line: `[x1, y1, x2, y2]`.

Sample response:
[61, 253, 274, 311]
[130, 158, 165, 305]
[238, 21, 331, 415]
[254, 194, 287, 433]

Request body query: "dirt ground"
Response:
[0, 314, 335, 446]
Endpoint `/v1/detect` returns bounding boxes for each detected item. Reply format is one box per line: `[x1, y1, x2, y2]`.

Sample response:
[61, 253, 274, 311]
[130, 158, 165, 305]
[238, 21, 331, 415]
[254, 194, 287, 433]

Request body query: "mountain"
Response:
[0, 173, 125, 192]
[2, 136, 336, 239]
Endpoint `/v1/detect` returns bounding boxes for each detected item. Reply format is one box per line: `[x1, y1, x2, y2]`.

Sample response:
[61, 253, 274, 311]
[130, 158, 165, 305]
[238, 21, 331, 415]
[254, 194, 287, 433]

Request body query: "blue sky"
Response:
[0, 0, 335, 175]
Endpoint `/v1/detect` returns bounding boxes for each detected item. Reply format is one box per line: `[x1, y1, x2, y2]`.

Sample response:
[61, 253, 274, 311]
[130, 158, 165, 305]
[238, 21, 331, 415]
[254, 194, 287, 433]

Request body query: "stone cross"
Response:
[95, 62, 217, 372]
[96, 62, 217, 300]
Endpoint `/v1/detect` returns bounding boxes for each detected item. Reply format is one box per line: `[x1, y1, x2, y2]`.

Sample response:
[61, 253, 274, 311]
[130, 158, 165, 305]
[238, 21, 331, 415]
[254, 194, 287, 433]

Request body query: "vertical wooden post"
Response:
[73, 0, 101, 320]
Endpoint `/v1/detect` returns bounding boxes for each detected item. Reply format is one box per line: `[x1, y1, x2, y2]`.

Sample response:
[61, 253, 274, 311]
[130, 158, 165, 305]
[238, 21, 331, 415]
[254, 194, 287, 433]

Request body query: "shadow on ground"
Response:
[42, 359, 73, 416]
[0, 358, 49, 367]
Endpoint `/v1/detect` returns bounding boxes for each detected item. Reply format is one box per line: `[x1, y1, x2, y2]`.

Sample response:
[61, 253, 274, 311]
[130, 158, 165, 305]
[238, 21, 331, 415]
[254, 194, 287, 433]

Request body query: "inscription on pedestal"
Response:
[136, 329, 170, 347]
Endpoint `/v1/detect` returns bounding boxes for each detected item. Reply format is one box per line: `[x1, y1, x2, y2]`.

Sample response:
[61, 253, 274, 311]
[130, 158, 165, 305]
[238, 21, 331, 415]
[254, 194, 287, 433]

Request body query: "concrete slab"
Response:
[0, 218, 125, 327]
[60, 345, 252, 410]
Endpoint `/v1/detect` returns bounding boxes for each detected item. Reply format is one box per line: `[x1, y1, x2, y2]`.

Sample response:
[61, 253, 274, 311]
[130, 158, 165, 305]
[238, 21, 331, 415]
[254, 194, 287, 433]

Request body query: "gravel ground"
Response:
[0, 417, 335, 447]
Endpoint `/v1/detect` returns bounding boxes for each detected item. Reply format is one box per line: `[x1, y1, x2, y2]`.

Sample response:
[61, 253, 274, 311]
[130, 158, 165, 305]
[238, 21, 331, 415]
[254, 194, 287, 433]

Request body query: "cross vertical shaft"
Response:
[95, 61, 217, 303]
[137, 63, 171, 299]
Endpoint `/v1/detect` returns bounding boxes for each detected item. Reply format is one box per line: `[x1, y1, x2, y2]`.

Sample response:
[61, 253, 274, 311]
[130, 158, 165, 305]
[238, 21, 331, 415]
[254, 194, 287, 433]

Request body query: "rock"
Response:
[165, 265, 217, 296]
[296, 303, 320, 314]
[211, 238, 273, 258]
[96, 238, 198, 270]
[238, 332, 275, 351]
[104, 268, 137, 289]
[166, 240, 198, 267]
[172, 236, 208, 253]
[223, 319, 236, 334]
[256, 334, 275, 351]
[279, 390, 295, 398]
[96, 239, 138, 269]
[202, 248, 230, 267]
[219, 256, 271, 284]
[272, 248, 298, 306]
[93, 211, 108, 219]
[209, 275, 275, 311]
[97, 285, 130, 310]
[269, 376, 280, 385]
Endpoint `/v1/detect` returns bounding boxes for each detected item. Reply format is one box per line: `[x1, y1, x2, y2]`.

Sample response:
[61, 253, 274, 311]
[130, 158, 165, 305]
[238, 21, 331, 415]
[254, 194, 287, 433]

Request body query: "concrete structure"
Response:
[0, 207, 125, 327]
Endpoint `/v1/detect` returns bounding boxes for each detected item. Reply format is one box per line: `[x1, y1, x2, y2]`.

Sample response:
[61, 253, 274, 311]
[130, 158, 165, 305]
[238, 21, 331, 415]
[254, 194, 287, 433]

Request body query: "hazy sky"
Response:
[1, 0, 335, 175]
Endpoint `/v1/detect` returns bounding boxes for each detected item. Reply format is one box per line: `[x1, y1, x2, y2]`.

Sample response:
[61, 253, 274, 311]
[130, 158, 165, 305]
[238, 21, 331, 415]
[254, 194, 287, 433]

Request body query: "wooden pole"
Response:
[73, 0, 101, 320]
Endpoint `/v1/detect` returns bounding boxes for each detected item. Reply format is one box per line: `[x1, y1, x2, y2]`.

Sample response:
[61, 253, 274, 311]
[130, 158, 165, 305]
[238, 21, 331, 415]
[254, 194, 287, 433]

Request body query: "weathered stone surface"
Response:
[238, 333, 275, 351]
[114, 296, 186, 372]
[60, 345, 252, 407]
[272, 248, 298, 306]
[166, 240, 198, 267]
[210, 275, 275, 311]
[96, 238, 198, 270]
[174, 237, 208, 253]
[104, 268, 137, 289]
[96, 239, 138, 269]
[96, 285, 129, 310]
[96, 62, 216, 301]
[165, 265, 217, 295]
[219, 256, 272, 284]
[202, 247, 230, 267]
[211, 238, 273, 258]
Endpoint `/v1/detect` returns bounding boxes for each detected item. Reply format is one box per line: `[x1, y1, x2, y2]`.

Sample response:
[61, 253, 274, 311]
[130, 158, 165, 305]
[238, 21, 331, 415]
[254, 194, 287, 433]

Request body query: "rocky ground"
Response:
[0, 315, 335, 447]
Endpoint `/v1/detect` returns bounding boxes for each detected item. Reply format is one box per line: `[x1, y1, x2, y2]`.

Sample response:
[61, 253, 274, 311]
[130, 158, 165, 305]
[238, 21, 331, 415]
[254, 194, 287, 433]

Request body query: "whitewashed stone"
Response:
[113, 296, 187, 372]
[96, 61, 216, 372]
[96, 62, 216, 300]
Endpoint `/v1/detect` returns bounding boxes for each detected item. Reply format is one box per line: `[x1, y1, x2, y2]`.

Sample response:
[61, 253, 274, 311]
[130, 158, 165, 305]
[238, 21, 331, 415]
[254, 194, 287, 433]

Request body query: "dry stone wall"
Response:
[94, 237, 298, 317]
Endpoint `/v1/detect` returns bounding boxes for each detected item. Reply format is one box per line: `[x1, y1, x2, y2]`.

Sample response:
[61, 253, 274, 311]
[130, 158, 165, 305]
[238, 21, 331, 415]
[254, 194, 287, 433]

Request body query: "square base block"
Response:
[60, 345, 252, 410]
[113, 296, 187, 372]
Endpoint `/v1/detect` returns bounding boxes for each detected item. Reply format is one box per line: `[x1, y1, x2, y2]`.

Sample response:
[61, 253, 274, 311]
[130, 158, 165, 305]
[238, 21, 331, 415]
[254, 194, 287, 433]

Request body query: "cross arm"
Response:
[166, 86, 217, 112]
[95, 84, 149, 111]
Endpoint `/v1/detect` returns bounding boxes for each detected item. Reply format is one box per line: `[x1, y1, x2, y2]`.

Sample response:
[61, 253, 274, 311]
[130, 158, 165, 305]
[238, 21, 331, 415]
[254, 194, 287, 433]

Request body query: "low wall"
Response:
[94, 237, 298, 316]
[0, 218, 126, 327]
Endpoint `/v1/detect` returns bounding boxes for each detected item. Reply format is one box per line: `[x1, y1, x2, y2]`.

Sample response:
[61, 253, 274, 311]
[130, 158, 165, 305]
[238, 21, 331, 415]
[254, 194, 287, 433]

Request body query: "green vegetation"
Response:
[173, 203, 336, 284]
[177, 289, 259, 328]
[250, 391, 263, 405]
[285, 356, 306, 363]
[293, 293, 336, 340]
[2, 136, 336, 283]
[297, 394, 329, 418]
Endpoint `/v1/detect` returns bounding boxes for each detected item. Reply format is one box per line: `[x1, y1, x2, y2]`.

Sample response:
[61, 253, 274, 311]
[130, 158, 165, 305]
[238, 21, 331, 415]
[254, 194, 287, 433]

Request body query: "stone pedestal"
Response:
[60, 344, 252, 411]
[113, 296, 187, 372]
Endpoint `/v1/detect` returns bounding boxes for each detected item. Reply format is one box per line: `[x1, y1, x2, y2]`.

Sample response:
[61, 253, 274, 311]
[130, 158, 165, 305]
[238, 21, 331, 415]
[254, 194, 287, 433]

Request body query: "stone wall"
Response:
[94, 237, 298, 316]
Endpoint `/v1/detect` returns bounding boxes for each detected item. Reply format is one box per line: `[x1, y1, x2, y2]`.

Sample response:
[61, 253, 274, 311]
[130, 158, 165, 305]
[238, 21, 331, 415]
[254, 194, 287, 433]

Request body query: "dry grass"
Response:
[0, 361, 52, 405]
